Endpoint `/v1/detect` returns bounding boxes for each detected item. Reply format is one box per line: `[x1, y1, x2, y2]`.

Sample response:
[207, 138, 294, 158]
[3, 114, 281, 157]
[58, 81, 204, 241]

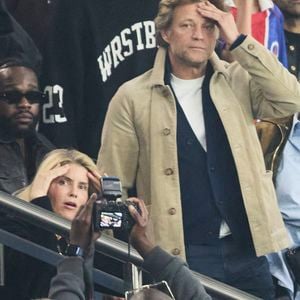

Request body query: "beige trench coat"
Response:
[98, 36, 300, 259]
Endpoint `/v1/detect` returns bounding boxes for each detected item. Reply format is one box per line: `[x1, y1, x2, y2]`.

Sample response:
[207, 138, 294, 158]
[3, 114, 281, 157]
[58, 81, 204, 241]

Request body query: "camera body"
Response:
[93, 176, 139, 232]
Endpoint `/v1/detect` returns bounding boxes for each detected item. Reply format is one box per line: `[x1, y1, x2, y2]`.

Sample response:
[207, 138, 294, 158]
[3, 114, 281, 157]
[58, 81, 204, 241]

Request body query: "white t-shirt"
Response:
[170, 73, 207, 151]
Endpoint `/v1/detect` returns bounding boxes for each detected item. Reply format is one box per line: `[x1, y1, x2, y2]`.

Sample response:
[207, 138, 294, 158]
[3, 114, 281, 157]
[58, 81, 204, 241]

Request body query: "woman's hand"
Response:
[30, 164, 70, 199]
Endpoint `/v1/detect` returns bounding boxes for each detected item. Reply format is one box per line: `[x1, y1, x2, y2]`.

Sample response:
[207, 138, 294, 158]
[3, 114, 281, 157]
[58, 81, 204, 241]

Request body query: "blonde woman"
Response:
[17, 148, 101, 219]
[0, 149, 122, 300]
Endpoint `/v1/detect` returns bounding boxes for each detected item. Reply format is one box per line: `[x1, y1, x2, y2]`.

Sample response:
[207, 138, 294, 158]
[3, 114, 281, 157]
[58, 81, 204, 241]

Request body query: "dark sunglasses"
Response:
[0, 90, 47, 105]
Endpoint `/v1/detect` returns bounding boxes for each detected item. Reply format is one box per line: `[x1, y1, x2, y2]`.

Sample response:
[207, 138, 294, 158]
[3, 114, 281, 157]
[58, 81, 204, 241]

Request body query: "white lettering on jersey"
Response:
[97, 21, 156, 82]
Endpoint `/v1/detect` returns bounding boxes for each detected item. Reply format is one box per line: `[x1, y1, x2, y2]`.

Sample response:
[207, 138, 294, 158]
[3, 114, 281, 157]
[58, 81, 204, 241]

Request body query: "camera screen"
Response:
[100, 212, 123, 228]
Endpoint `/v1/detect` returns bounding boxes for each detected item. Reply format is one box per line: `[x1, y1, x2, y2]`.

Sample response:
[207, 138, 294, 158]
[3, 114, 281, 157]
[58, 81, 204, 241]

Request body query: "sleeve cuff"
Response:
[57, 256, 84, 278]
[229, 34, 247, 50]
[142, 246, 175, 277]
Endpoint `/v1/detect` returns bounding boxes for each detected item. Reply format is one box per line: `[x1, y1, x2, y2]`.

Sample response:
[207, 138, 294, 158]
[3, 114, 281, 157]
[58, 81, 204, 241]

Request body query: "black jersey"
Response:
[40, 0, 159, 159]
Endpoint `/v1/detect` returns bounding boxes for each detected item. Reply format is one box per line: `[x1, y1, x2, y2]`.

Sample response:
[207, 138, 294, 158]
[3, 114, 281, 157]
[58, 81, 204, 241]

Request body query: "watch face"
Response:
[65, 244, 84, 257]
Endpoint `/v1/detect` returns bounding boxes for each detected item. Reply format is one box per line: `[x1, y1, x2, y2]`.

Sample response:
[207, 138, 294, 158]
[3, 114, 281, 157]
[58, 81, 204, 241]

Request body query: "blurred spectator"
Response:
[0, 149, 121, 299]
[0, 0, 42, 75]
[257, 113, 300, 299]
[256, 2, 300, 298]
[274, 0, 300, 79]
[49, 196, 211, 300]
[0, 0, 53, 194]
[224, 0, 287, 66]
[4, 0, 59, 55]
[0, 61, 54, 194]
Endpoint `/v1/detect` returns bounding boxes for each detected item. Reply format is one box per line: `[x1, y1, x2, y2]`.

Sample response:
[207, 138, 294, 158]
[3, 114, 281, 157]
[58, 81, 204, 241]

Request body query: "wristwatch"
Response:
[64, 244, 84, 257]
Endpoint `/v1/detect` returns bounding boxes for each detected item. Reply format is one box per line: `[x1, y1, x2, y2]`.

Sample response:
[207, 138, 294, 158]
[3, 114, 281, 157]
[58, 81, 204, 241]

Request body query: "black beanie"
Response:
[0, 0, 42, 76]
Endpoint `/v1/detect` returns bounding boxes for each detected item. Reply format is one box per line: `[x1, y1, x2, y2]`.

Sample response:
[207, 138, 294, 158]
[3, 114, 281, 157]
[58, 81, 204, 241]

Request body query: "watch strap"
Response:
[64, 244, 84, 257]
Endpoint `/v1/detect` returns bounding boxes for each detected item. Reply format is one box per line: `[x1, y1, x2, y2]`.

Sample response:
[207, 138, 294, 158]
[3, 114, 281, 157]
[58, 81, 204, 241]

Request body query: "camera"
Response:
[93, 176, 140, 232]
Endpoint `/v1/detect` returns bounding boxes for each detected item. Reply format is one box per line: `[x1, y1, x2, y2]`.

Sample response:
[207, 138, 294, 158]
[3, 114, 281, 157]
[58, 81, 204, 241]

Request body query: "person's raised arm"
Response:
[128, 198, 155, 258]
[234, 0, 259, 36]
[128, 198, 211, 300]
[29, 164, 70, 199]
[49, 193, 100, 300]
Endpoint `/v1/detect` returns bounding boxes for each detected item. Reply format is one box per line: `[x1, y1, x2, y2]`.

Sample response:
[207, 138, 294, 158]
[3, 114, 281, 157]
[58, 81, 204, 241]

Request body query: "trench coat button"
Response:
[172, 248, 181, 255]
[168, 208, 176, 215]
[162, 89, 170, 97]
[247, 44, 255, 51]
[163, 128, 171, 136]
[164, 168, 174, 176]
[289, 45, 295, 51]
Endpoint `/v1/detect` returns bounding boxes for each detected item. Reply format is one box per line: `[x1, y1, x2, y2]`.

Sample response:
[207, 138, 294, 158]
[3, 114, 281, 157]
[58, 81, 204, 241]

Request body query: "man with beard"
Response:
[0, 61, 54, 194]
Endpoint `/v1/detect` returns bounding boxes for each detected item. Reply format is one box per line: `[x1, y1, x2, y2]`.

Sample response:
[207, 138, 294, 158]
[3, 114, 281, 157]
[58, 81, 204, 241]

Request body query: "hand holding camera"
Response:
[92, 176, 154, 257]
[93, 176, 141, 232]
[127, 198, 155, 258]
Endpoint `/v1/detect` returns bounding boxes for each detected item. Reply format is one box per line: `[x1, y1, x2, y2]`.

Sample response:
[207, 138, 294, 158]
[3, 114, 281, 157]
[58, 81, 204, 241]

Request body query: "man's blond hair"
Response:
[155, 0, 225, 47]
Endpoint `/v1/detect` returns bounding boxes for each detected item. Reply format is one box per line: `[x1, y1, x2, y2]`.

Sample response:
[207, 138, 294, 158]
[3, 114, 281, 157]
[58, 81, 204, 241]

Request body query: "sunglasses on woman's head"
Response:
[0, 90, 47, 105]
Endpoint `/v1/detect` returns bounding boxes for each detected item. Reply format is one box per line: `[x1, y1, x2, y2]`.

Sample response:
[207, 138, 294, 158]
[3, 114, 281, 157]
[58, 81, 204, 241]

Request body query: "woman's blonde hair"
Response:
[155, 0, 225, 47]
[16, 149, 100, 201]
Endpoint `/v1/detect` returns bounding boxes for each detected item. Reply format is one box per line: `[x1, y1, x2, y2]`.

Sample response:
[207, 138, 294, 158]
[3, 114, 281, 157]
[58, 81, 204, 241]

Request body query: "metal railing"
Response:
[0, 191, 260, 299]
[0, 228, 125, 294]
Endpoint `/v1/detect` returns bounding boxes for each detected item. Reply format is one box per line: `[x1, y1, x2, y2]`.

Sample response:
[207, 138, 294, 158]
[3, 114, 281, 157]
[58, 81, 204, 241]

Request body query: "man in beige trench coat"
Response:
[98, 0, 300, 298]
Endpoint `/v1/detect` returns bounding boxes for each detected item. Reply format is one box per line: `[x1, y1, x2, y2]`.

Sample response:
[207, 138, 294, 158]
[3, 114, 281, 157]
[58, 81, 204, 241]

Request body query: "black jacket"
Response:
[285, 30, 300, 81]
[0, 132, 54, 194]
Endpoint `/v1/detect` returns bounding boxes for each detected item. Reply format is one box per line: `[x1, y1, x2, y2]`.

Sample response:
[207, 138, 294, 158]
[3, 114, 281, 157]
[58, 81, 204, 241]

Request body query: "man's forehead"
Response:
[0, 66, 38, 88]
[173, 3, 213, 22]
[0, 66, 34, 77]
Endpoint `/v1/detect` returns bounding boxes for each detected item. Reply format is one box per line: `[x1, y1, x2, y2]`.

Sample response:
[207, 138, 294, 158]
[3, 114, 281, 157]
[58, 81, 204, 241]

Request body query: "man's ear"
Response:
[160, 29, 170, 45]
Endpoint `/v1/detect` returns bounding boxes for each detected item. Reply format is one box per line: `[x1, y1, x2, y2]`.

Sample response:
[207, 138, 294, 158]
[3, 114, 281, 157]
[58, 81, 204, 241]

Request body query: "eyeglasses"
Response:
[0, 90, 47, 105]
